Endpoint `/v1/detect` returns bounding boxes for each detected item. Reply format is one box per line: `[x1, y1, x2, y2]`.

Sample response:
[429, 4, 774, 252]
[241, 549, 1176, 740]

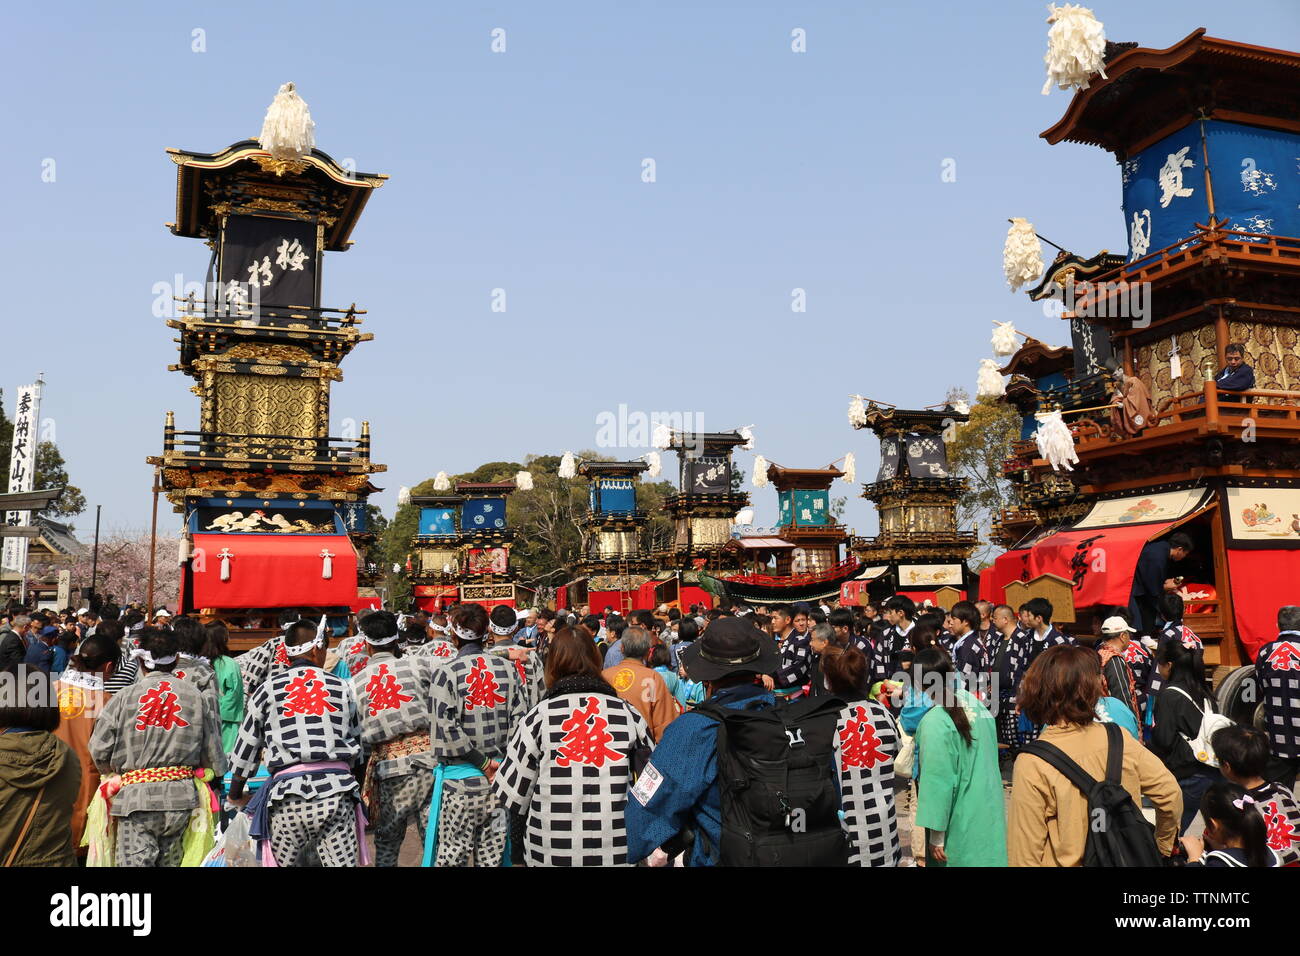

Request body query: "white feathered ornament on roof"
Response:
[1004, 219, 1045, 292]
[1042, 4, 1108, 95]
[991, 321, 1020, 357]
[1033, 409, 1080, 472]
[751, 455, 769, 487]
[558, 451, 576, 479]
[645, 452, 662, 478]
[977, 359, 1006, 400]
[734, 508, 755, 526]
[397, 486, 411, 506]
[848, 396, 867, 428]
[841, 453, 856, 484]
[738, 426, 756, 451]
[951, 400, 971, 416]
[258, 82, 316, 162]
[514, 470, 534, 491]
[651, 424, 673, 450]
[433, 471, 450, 492]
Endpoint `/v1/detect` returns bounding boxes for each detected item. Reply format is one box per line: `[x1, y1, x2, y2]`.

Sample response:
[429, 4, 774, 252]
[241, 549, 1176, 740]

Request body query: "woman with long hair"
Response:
[491, 627, 655, 866]
[1151, 638, 1220, 830]
[910, 645, 1006, 866]
[202, 621, 245, 753]
[50, 636, 116, 856]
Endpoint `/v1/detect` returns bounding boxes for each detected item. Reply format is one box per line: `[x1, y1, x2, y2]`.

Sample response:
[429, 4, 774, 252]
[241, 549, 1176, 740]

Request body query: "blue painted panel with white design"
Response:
[462, 497, 507, 530]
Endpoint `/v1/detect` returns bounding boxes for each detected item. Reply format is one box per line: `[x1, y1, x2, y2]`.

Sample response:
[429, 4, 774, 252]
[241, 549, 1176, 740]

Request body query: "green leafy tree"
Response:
[34, 442, 86, 519]
[944, 390, 1020, 566]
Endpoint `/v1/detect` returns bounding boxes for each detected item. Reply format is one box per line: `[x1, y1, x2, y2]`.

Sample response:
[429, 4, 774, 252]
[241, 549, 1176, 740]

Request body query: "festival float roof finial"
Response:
[1041, 3, 1108, 95]
[558, 451, 577, 479]
[991, 321, 1020, 357]
[977, 358, 1006, 399]
[259, 82, 316, 164]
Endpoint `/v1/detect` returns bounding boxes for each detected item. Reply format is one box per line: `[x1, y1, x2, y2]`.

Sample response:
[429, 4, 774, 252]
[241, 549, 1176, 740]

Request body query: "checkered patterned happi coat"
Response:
[351, 651, 437, 778]
[228, 662, 362, 803]
[430, 645, 526, 765]
[832, 697, 901, 867]
[493, 690, 654, 866]
[88, 670, 227, 816]
[238, 634, 291, 699]
[1256, 636, 1300, 761]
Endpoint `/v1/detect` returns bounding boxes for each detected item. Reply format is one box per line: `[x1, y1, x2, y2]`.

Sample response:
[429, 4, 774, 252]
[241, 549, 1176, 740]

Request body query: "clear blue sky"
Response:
[3, 1, 1296, 539]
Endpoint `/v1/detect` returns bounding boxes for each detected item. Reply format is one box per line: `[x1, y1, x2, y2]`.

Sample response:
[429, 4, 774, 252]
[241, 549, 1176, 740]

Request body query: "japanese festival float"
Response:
[840, 401, 978, 611]
[562, 459, 659, 615]
[147, 83, 387, 652]
[978, 25, 1300, 720]
[406, 479, 535, 612]
[720, 458, 866, 606]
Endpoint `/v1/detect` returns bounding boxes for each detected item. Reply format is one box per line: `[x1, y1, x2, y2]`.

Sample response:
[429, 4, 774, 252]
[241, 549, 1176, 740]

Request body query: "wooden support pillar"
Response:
[1211, 492, 1240, 667]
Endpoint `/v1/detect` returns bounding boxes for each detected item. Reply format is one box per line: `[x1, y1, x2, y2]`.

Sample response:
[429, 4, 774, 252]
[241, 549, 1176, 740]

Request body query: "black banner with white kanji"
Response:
[219, 214, 318, 309]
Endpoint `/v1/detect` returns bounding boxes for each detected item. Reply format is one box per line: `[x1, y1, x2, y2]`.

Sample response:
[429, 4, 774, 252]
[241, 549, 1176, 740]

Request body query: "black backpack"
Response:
[1021, 722, 1164, 867]
[695, 694, 851, 867]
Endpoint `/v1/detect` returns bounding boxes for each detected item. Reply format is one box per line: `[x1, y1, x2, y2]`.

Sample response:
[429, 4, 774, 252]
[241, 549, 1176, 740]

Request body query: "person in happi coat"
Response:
[51, 636, 115, 856]
[873, 596, 918, 684]
[943, 602, 988, 685]
[771, 604, 814, 693]
[1254, 606, 1300, 792]
[493, 627, 654, 866]
[427, 602, 526, 867]
[1211, 725, 1300, 866]
[602, 627, 678, 741]
[351, 611, 438, 867]
[88, 627, 226, 867]
[236, 609, 299, 699]
[227, 619, 365, 867]
[910, 645, 1007, 867]
[823, 646, 901, 867]
[487, 605, 546, 710]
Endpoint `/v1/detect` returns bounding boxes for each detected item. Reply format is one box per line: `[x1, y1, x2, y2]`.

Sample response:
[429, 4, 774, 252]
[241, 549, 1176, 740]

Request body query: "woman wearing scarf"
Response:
[492, 627, 654, 866]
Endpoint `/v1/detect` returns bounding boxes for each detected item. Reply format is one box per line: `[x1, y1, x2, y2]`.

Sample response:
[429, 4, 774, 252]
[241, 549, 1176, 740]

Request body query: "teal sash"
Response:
[420, 763, 512, 867]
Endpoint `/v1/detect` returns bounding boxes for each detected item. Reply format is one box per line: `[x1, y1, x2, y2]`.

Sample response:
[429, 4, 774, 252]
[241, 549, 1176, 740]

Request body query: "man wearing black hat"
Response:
[625, 616, 779, 866]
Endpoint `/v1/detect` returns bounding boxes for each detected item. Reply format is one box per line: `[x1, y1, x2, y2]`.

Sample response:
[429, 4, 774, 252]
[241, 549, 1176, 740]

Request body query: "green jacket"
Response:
[0, 729, 81, 866]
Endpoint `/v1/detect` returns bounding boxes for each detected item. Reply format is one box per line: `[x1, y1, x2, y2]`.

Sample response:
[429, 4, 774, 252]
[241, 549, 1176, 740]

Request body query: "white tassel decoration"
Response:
[397, 486, 411, 506]
[320, 548, 334, 580]
[1169, 336, 1183, 381]
[734, 508, 755, 526]
[1042, 4, 1108, 96]
[1033, 410, 1080, 472]
[258, 82, 316, 162]
[977, 359, 1006, 399]
[848, 395, 867, 427]
[738, 425, 755, 450]
[1004, 219, 1045, 292]
[646, 451, 662, 477]
[558, 451, 576, 479]
[991, 321, 1020, 357]
[515, 470, 534, 491]
[752, 455, 769, 487]
[218, 548, 233, 582]
[433, 471, 450, 491]
[842, 453, 856, 484]
[178, 534, 192, 566]
[651, 424, 673, 449]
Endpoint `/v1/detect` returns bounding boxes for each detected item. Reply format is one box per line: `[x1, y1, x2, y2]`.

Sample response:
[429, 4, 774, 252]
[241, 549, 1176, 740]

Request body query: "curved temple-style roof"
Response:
[167, 140, 388, 251]
[1042, 29, 1300, 156]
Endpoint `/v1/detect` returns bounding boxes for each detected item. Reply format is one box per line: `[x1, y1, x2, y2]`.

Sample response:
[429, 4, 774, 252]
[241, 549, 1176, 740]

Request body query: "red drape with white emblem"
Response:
[189, 533, 357, 608]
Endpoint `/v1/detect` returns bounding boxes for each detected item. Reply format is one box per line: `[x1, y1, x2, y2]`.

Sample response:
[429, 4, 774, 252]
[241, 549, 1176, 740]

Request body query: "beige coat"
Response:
[1008, 722, 1181, 866]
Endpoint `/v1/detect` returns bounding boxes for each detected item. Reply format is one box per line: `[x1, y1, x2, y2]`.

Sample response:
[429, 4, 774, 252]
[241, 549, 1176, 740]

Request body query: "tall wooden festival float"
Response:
[147, 84, 387, 649]
[842, 401, 978, 610]
[719, 458, 864, 606]
[980, 28, 1300, 707]
[560, 460, 659, 615]
[406, 479, 534, 612]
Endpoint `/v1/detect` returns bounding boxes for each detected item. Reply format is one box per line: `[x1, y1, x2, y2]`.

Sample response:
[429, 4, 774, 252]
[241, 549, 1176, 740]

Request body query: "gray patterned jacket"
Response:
[351, 650, 436, 778]
[89, 669, 227, 817]
[430, 642, 525, 766]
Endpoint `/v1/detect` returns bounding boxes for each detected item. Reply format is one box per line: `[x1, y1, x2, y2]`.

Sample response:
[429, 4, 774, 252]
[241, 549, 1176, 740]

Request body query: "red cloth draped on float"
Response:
[189, 533, 357, 608]
[1226, 550, 1300, 660]
[1018, 521, 1183, 609]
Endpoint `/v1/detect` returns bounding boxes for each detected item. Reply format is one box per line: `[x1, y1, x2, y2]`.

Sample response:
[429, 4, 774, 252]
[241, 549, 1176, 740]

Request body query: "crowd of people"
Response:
[2, 591, 1298, 868]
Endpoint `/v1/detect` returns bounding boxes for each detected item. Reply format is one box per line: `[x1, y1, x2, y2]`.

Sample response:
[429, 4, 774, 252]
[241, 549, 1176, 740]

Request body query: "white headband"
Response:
[488, 621, 518, 637]
[283, 633, 326, 657]
[365, 633, 400, 646]
[130, 648, 177, 668]
[430, 622, 451, 635]
[453, 624, 483, 643]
